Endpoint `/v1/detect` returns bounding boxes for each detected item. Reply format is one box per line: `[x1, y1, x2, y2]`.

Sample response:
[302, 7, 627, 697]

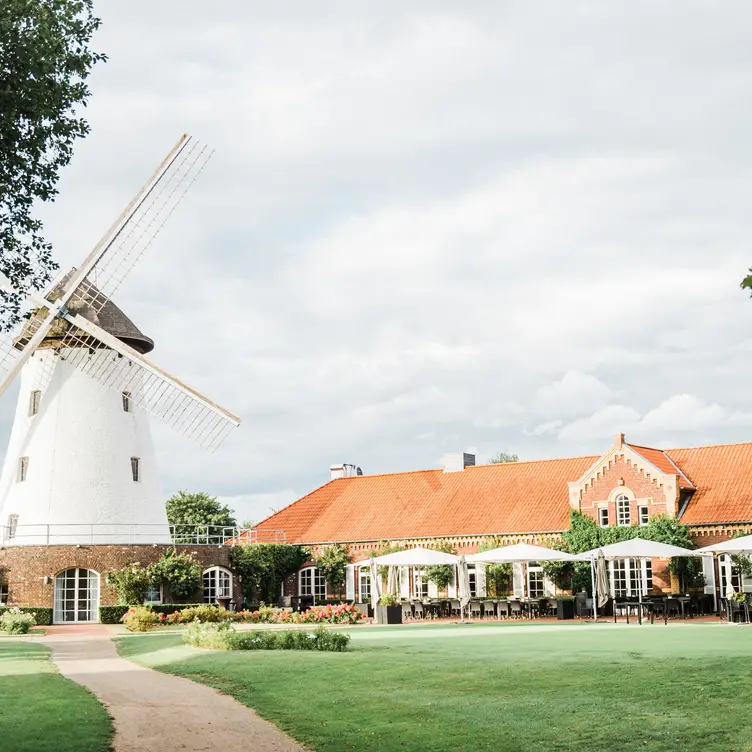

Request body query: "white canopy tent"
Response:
[696, 535, 752, 555]
[578, 538, 703, 624]
[355, 547, 468, 623]
[467, 542, 580, 600]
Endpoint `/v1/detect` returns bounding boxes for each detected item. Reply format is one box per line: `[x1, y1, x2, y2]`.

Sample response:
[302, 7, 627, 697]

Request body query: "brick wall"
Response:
[0, 544, 240, 608]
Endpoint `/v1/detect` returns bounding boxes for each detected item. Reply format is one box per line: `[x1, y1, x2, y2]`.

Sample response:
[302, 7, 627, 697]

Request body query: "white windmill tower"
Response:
[0, 134, 240, 545]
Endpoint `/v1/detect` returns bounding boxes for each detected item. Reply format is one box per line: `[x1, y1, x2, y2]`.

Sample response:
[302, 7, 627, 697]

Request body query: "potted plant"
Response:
[556, 595, 575, 620]
[375, 594, 402, 625]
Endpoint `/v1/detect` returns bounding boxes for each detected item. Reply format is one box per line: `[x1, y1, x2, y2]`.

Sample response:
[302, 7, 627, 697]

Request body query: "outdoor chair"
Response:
[528, 600, 540, 619]
[509, 599, 522, 619]
[412, 602, 424, 620]
[497, 600, 510, 619]
[449, 599, 461, 617]
[401, 603, 413, 620]
[666, 598, 682, 619]
[481, 601, 496, 619]
[545, 598, 557, 616]
[469, 600, 482, 618]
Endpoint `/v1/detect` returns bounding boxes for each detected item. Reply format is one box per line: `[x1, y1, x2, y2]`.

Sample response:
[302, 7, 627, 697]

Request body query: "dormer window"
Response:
[122, 391, 132, 412]
[17, 457, 28, 483]
[28, 390, 41, 417]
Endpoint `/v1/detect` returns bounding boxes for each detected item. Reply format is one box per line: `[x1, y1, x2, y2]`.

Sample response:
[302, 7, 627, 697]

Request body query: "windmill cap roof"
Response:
[24, 269, 154, 354]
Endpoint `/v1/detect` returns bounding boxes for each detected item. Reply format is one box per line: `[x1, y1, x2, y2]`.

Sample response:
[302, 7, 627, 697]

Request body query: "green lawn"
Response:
[0, 642, 112, 752]
[118, 622, 752, 751]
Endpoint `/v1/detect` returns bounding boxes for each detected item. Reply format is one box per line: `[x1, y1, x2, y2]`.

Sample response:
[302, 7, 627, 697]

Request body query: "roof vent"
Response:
[442, 452, 475, 473]
[330, 463, 363, 481]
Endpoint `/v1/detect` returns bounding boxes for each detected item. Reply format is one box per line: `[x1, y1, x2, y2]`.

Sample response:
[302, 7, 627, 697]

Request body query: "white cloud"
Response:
[534, 371, 613, 419]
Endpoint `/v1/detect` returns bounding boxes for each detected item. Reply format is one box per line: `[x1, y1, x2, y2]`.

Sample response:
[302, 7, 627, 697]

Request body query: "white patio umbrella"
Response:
[387, 565, 399, 596]
[367, 547, 460, 567]
[695, 534, 752, 555]
[457, 555, 472, 622]
[368, 557, 381, 616]
[578, 538, 701, 625]
[467, 542, 580, 599]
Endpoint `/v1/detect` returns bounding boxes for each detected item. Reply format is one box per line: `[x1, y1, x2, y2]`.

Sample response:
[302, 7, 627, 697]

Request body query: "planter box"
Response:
[557, 599, 575, 620]
[375, 605, 402, 625]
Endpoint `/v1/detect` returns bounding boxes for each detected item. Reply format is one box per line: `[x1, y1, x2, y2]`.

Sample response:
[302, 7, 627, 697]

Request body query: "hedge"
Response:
[0, 607, 53, 626]
[99, 603, 207, 624]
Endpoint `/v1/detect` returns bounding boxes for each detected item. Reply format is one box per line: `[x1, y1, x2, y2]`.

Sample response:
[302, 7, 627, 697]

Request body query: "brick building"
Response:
[255, 434, 752, 606]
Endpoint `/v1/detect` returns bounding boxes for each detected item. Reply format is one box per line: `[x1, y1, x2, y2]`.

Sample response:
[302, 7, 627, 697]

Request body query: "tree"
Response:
[489, 452, 519, 464]
[151, 548, 201, 601]
[1, 0, 106, 330]
[742, 269, 752, 297]
[229, 544, 309, 603]
[478, 536, 512, 596]
[423, 540, 456, 591]
[165, 491, 237, 536]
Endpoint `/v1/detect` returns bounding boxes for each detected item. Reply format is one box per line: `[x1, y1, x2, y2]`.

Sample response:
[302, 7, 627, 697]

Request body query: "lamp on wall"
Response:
[43, 576, 50, 585]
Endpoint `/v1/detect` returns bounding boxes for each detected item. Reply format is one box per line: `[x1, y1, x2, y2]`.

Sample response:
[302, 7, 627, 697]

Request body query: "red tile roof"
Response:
[255, 456, 598, 544]
[254, 441, 752, 544]
[668, 443, 752, 525]
[627, 443, 695, 489]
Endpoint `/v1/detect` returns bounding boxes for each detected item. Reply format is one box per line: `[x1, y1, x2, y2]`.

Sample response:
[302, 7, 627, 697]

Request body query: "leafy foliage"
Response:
[742, 269, 752, 298]
[478, 536, 513, 595]
[315, 544, 350, 590]
[488, 452, 519, 464]
[0, 0, 106, 329]
[0, 606, 51, 625]
[184, 622, 351, 652]
[0, 607, 36, 634]
[229, 543, 309, 603]
[730, 530, 752, 580]
[150, 548, 201, 601]
[107, 562, 153, 605]
[165, 491, 237, 536]
[424, 540, 456, 590]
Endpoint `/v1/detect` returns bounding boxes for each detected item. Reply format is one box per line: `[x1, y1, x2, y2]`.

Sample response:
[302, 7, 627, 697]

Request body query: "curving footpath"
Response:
[41, 629, 305, 752]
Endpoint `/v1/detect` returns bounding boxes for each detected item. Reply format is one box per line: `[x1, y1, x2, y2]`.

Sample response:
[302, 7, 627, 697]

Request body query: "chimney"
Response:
[330, 463, 363, 481]
[442, 452, 476, 473]
[614, 432, 625, 450]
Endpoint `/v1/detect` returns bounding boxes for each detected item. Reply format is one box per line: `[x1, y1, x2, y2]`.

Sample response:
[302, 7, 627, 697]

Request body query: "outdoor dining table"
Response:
[613, 600, 651, 625]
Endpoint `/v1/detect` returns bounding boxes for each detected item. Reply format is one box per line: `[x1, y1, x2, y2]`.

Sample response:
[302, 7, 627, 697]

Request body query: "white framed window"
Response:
[122, 391, 132, 412]
[358, 567, 371, 602]
[299, 567, 326, 600]
[144, 583, 163, 604]
[639, 506, 649, 526]
[598, 507, 609, 527]
[28, 390, 41, 417]
[17, 457, 28, 483]
[616, 494, 631, 527]
[6, 514, 18, 541]
[413, 569, 429, 598]
[720, 555, 742, 594]
[203, 567, 232, 603]
[527, 563, 545, 598]
[468, 565, 477, 597]
[130, 457, 140, 482]
[610, 559, 651, 597]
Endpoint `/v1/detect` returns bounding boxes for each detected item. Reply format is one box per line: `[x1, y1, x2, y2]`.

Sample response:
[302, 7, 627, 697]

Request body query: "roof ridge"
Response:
[666, 440, 752, 452]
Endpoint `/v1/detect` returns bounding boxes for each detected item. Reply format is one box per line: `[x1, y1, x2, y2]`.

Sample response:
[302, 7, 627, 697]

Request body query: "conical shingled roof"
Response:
[19, 269, 154, 354]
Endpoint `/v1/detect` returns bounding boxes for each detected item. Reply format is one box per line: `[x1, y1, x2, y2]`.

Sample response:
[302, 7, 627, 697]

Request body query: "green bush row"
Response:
[100, 603, 207, 623]
[183, 621, 351, 652]
[0, 607, 52, 626]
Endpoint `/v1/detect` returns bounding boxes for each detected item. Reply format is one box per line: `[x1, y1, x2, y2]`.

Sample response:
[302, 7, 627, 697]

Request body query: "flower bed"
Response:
[121, 602, 364, 631]
[183, 622, 351, 652]
[0, 607, 36, 634]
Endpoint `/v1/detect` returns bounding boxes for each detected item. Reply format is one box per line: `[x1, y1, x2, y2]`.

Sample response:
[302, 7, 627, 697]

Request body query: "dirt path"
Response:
[42, 633, 305, 752]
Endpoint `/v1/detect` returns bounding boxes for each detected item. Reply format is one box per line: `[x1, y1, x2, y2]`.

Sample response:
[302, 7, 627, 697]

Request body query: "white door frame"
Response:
[53, 568, 100, 624]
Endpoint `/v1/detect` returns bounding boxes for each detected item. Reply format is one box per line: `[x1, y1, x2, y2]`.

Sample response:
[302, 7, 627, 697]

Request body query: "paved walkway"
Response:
[42, 633, 305, 752]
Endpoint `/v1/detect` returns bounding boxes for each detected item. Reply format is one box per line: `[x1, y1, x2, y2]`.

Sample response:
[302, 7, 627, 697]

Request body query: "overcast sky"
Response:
[3, 0, 752, 525]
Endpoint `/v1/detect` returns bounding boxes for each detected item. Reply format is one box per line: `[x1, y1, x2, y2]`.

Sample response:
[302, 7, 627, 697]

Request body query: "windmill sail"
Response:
[40, 309, 239, 451]
[66, 134, 213, 315]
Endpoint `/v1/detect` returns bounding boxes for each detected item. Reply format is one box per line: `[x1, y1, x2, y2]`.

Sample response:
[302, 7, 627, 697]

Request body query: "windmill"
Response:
[0, 134, 240, 545]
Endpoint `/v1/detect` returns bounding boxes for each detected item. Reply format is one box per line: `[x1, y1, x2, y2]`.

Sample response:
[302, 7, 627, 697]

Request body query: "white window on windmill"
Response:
[122, 391, 132, 412]
[16, 457, 29, 483]
[130, 457, 140, 482]
[28, 390, 41, 417]
[7, 514, 19, 540]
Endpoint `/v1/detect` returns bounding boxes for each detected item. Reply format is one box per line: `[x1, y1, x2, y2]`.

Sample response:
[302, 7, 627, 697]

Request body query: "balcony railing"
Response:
[0, 524, 286, 546]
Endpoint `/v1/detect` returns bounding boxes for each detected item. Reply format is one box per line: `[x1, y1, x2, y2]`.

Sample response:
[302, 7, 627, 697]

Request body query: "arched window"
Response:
[616, 494, 631, 527]
[203, 567, 232, 603]
[299, 566, 326, 600]
[53, 568, 100, 623]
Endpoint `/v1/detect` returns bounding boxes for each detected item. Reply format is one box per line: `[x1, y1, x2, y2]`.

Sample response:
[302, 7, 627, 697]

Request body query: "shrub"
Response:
[0, 608, 36, 634]
[151, 548, 202, 601]
[0, 606, 52, 626]
[315, 544, 350, 591]
[378, 594, 398, 606]
[100, 605, 131, 624]
[107, 562, 154, 604]
[183, 623, 351, 652]
[122, 606, 160, 632]
[229, 543, 308, 603]
[177, 605, 231, 623]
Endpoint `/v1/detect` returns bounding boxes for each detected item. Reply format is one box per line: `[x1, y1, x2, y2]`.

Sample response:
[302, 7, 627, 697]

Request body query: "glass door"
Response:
[54, 568, 100, 623]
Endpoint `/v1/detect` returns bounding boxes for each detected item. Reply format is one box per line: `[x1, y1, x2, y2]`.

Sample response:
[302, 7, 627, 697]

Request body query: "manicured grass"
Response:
[118, 622, 752, 751]
[0, 642, 112, 752]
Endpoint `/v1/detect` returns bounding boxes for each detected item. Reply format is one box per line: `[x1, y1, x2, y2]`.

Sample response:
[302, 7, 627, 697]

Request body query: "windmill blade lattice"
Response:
[43, 322, 238, 452]
[69, 136, 213, 314]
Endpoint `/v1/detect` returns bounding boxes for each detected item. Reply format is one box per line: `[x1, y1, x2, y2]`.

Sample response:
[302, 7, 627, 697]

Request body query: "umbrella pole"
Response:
[590, 556, 597, 622]
[638, 558, 643, 626]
